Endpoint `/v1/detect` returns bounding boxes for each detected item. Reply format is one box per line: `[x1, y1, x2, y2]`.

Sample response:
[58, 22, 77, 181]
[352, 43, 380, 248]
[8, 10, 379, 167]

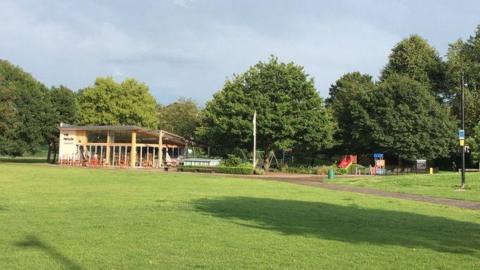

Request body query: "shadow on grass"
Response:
[194, 197, 480, 255]
[0, 158, 46, 164]
[15, 235, 83, 270]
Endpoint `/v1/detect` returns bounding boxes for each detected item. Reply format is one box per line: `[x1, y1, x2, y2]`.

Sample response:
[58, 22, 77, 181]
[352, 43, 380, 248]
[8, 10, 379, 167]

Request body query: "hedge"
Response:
[178, 165, 253, 175]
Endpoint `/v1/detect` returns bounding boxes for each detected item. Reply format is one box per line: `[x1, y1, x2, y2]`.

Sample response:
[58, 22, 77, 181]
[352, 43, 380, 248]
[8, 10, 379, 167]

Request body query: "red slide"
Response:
[338, 155, 356, 169]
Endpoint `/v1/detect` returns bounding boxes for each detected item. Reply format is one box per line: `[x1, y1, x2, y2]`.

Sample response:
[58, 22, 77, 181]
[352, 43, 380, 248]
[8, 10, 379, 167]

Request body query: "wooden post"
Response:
[158, 131, 163, 168]
[130, 131, 137, 167]
[124, 146, 128, 165]
[112, 146, 116, 166]
[106, 131, 111, 166]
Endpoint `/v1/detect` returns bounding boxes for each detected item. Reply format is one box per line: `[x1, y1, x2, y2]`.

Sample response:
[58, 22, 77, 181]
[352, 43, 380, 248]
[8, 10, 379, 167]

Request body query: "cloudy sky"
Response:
[1, 0, 479, 104]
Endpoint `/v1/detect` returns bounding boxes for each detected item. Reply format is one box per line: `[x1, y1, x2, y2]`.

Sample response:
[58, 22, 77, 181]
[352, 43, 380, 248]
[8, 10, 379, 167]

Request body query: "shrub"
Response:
[335, 167, 347, 175]
[178, 165, 253, 175]
[315, 166, 330, 175]
[217, 166, 253, 175]
[254, 168, 265, 175]
[223, 154, 243, 167]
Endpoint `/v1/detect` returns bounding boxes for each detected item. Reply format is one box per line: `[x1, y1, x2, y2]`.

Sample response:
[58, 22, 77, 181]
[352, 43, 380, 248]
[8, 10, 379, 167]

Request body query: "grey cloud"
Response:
[1, 0, 479, 104]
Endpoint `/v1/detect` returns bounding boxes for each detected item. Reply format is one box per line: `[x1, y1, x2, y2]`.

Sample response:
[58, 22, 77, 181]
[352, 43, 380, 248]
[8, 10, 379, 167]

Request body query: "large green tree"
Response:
[327, 72, 375, 153]
[381, 34, 446, 98]
[158, 98, 199, 138]
[0, 60, 54, 156]
[46, 85, 78, 163]
[77, 77, 159, 129]
[196, 56, 334, 170]
[446, 26, 480, 135]
[353, 74, 456, 163]
[466, 121, 480, 168]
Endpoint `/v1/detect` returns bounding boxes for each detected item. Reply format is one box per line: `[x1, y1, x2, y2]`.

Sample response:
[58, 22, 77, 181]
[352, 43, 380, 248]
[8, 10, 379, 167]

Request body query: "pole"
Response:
[253, 111, 257, 169]
[461, 72, 466, 189]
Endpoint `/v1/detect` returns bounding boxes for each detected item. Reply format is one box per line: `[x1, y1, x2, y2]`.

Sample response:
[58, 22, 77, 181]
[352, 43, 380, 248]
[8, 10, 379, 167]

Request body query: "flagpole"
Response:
[253, 111, 256, 169]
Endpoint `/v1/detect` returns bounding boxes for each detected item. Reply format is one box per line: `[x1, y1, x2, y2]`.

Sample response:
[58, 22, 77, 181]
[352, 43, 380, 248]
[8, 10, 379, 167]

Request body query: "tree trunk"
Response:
[47, 141, 52, 163]
[52, 141, 58, 163]
[263, 150, 271, 172]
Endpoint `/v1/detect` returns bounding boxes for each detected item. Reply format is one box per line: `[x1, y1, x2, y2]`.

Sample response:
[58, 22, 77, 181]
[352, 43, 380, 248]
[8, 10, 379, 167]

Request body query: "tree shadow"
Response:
[14, 235, 83, 270]
[194, 197, 480, 256]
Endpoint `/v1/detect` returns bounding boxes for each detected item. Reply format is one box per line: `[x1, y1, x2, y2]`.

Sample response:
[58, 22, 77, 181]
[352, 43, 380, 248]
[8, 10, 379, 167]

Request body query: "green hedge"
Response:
[178, 165, 253, 175]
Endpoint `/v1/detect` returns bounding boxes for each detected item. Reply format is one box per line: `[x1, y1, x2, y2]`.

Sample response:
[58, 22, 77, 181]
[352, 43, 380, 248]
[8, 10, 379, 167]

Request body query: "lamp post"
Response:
[460, 73, 466, 189]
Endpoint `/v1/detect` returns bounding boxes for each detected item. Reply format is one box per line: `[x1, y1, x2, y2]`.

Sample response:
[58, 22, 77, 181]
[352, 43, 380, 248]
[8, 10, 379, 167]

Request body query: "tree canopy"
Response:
[45, 85, 78, 162]
[381, 35, 446, 98]
[327, 72, 375, 153]
[353, 75, 456, 162]
[77, 77, 159, 129]
[0, 59, 54, 156]
[158, 98, 199, 138]
[196, 56, 334, 169]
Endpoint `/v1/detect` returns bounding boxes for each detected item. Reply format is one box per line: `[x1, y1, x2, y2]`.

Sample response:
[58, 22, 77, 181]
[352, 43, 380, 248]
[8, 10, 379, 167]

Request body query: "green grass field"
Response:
[330, 172, 480, 202]
[1, 163, 479, 269]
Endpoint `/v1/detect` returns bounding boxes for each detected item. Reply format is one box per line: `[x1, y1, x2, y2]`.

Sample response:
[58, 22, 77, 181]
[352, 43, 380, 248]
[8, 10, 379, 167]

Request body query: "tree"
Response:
[46, 86, 78, 163]
[354, 74, 456, 163]
[381, 35, 446, 98]
[0, 59, 54, 156]
[446, 26, 480, 135]
[158, 98, 199, 138]
[77, 77, 158, 129]
[467, 122, 480, 168]
[326, 72, 375, 153]
[196, 56, 334, 170]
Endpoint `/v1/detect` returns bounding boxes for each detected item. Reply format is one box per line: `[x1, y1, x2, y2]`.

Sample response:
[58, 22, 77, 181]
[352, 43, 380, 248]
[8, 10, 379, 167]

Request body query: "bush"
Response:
[254, 168, 265, 175]
[217, 166, 253, 175]
[178, 165, 253, 175]
[315, 166, 330, 175]
[335, 168, 347, 175]
[223, 154, 243, 167]
[281, 166, 316, 174]
[178, 166, 216, 173]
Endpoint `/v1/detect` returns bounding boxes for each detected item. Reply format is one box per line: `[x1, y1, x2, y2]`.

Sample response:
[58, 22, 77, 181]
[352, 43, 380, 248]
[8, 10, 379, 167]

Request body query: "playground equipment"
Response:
[338, 155, 357, 169]
[372, 153, 385, 175]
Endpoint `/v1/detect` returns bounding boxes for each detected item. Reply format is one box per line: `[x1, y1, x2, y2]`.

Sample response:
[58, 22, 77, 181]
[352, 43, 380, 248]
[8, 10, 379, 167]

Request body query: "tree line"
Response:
[2, 25, 480, 168]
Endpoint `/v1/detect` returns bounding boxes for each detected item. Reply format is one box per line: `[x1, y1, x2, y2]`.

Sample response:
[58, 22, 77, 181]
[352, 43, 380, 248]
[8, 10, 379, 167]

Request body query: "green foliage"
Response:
[158, 98, 199, 137]
[178, 165, 253, 175]
[381, 35, 446, 98]
[335, 167, 347, 175]
[77, 77, 158, 129]
[352, 75, 457, 161]
[223, 154, 243, 167]
[196, 56, 335, 170]
[0, 59, 54, 156]
[45, 85, 78, 162]
[327, 72, 375, 153]
[467, 122, 480, 166]
[50, 85, 78, 125]
[446, 26, 480, 134]
[253, 168, 265, 175]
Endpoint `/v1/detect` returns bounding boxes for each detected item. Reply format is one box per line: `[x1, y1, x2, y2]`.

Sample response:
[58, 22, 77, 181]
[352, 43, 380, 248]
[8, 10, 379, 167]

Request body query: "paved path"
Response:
[230, 174, 480, 210]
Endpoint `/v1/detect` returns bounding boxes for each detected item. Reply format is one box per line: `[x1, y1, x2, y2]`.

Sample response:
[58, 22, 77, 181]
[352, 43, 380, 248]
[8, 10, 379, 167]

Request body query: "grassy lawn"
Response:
[0, 163, 479, 269]
[330, 172, 480, 202]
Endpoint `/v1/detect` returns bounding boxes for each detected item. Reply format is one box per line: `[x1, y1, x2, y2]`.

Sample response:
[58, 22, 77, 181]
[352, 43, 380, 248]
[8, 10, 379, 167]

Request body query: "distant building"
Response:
[58, 124, 186, 168]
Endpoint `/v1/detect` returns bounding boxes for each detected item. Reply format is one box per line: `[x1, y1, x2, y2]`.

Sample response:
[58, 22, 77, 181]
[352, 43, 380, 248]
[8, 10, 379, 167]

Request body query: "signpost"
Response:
[416, 159, 427, 172]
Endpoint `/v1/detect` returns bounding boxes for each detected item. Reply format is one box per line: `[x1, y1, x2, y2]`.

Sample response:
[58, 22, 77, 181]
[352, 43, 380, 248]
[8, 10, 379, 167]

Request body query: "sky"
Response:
[1, 0, 480, 105]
